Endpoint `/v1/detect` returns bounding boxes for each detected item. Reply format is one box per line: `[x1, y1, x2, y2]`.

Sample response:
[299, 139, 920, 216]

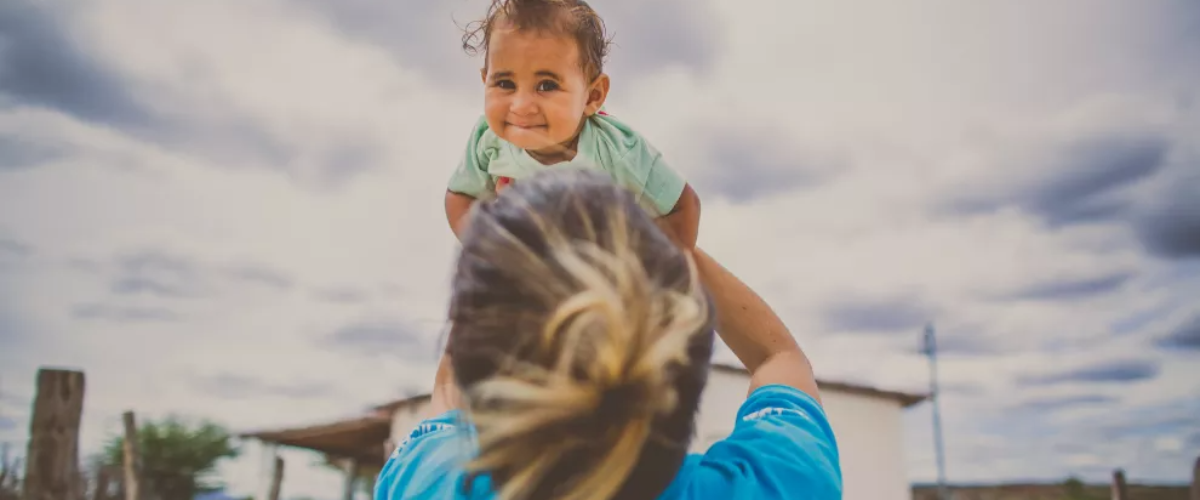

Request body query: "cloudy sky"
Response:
[2, 0, 1199, 497]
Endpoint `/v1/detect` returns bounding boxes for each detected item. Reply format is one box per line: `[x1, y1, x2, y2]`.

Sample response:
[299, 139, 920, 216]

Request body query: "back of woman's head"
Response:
[447, 169, 715, 500]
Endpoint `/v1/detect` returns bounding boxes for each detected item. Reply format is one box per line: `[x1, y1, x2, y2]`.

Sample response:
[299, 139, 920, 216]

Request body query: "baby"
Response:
[444, 0, 701, 249]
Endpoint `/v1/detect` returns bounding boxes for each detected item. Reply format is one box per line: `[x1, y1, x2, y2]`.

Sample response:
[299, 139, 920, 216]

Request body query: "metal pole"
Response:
[925, 323, 949, 500]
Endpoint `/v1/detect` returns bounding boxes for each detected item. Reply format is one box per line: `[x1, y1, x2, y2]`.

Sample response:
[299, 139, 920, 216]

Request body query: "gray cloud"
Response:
[684, 126, 843, 203]
[110, 251, 207, 299]
[1017, 358, 1161, 386]
[0, 390, 27, 410]
[190, 373, 335, 400]
[0, 134, 69, 171]
[1083, 398, 1200, 440]
[1188, 430, 1200, 450]
[0, 236, 32, 258]
[0, 415, 16, 432]
[822, 295, 933, 334]
[1155, 313, 1200, 350]
[928, 333, 1005, 357]
[311, 139, 382, 187]
[292, 0, 720, 85]
[966, 397, 1198, 476]
[942, 131, 1169, 227]
[97, 251, 297, 300]
[70, 303, 181, 323]
[940, 382, 987, 397]
[0, 302, 35, 353]
[1011, 394, 1116, 414]
[906, 323, 1007, 357]
[289, 0, 471, 86]
[224, 264, 294, 291]
[582, 0, 722, 79]
[0, 1, 154, 130]
[937, 114, 1200, 267]
[1108, 303, 1172, 337]
[0, 2, 298, 176]
[323, 319, 437, 361]
[1133, 170, 1200, 259]
[998, 270, 1133, 302]
[313, 287, 370, 304]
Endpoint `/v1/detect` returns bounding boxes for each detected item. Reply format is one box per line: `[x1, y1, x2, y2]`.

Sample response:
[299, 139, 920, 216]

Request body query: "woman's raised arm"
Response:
[692, 248, 821, 402]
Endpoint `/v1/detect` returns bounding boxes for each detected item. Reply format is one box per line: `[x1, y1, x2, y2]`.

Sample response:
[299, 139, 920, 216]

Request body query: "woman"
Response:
[375, 169, 841, 499]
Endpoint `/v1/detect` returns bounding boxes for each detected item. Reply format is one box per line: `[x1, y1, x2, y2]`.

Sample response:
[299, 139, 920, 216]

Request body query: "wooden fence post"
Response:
[1110, 468, 1128, 500]
[267, 456, 284, 500]
[22, 368, 86, 500]
[1190, 454, 1199, 500]
[122, 411, 142, 500]
[342, 459, 360, 500]
[92, 466, 111, 500]
[0, 442, 11, 489]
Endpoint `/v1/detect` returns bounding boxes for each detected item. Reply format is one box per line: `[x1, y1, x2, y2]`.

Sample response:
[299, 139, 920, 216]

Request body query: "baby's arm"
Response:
[657, 183, 701, 250]
[446, 116, 498, 240]
[445, 191, 477, 240]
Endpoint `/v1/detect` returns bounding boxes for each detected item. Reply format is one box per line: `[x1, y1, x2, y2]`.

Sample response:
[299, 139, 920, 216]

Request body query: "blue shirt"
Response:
[374, 384, 842, 500]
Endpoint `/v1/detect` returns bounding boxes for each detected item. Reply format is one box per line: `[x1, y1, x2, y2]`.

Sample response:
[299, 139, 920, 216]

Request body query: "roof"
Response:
[710, 362, 928, 408]
[243, 362, 927, 461]
[370, 362, 929, 412]
[238, 413, 391, 466]
[372, 393, 431, 413]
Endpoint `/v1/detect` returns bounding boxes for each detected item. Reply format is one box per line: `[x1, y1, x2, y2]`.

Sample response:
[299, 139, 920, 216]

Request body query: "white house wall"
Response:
[819, 386, 912, 500]
[388, 371, 913, 500]
[389, 404, 432, 448]
[694, 370, 913, 500]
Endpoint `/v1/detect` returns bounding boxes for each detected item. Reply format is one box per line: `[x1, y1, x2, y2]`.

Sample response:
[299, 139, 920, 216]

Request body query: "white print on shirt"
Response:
[742, 407, 808, 422]
[390, 422, 457, 458]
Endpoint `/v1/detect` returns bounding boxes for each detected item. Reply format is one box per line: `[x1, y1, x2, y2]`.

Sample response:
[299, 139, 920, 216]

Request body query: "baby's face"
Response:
[483, 27, 606, 161]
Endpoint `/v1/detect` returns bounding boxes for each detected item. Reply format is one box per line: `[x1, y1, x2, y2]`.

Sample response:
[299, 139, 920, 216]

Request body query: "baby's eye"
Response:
[494, 79, 516, 90]
[536, 80, 560, 92]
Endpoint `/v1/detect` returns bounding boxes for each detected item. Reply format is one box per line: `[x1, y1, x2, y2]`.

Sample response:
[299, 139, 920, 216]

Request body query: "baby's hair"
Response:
[462, 0, 613, 80]
[447, 169, 715, 500]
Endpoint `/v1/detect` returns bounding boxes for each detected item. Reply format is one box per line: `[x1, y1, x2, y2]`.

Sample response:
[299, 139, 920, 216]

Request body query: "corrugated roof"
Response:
[710, 362, 928, 408]
[371, 362, 929, 412]
[243, 362, 927, 462]
[238, 414, 391, 466]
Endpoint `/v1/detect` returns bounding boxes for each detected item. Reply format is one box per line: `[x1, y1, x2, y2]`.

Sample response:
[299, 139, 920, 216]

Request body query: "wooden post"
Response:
[1111, 468, 1128, 500]
[342, 459, 360, 500]
[92, 466, 111, 500]
[266, 456, 284, 500]
[22, 368, 86, 500]
[0, 442, 11, 489]
[122, 411, 142, 500]
[1190, 454, 1199, 500]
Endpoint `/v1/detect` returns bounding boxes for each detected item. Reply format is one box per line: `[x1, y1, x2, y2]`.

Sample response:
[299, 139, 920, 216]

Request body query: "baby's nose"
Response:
[511, 93, 538, 114]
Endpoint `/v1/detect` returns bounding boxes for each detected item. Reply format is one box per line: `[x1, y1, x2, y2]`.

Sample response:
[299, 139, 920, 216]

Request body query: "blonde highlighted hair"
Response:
[447, 169, 715, 500]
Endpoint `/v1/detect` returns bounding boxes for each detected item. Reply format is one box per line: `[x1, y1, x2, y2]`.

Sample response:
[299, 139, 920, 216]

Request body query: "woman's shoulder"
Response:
[664, 385, 843, 500]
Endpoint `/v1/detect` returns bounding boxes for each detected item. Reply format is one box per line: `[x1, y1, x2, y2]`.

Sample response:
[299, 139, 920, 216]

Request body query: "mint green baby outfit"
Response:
[447, 111, 687, 217]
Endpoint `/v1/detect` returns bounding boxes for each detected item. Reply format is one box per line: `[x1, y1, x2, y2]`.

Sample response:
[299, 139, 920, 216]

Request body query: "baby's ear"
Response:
[480, 67, 488, 83]
[585, 74, 611, 115]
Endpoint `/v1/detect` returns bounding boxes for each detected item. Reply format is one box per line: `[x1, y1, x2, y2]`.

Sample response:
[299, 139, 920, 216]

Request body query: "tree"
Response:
[0, 443, 21, 500]
[99, 415, 240, 500]
[1063, 476, 1100, 500]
